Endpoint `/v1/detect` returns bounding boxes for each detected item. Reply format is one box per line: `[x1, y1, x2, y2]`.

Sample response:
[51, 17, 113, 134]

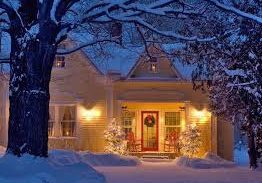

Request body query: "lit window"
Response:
[150, 63, 158, 73]
[60, 106, 76, 137]
[149, 57, 158, 73]
[48, 105, 77, 137]
[165, 112, 181, 138]
[121, 111, 136, 138]
[54, 56, 65, 68]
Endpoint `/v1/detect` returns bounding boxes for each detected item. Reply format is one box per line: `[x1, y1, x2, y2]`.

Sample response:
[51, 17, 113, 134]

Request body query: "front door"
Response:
[141, 111, 159, 151]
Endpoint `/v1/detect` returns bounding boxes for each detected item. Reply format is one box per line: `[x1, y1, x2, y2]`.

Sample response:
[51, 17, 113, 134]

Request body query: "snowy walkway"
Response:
[96, 162, 262, 183]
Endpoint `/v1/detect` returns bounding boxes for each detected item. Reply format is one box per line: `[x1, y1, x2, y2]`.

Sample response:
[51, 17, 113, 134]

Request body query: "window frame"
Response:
[48, 106, 56, 137]
[164, 111, 181, 139]
[54, 56, 66, 68]
[148, 57, 159, 73]
[121, 110, 136, 138]
[48, 104, 78, 138]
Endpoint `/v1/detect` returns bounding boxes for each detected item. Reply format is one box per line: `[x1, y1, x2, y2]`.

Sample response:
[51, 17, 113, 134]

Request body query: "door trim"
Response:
[141, 111, 159, 151]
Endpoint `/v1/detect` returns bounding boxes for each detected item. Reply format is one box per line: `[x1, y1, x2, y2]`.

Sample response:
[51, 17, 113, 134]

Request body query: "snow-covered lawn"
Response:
[0, 147, 261, 183]
[0, 149, 106, 183]
[95, 153, 261, 183]
[96, 162, 262, 183]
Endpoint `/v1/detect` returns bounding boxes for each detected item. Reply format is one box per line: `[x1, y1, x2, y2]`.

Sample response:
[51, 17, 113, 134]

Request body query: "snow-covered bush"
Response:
[179, 124, 202, 158]
[104, 119, 127, 155]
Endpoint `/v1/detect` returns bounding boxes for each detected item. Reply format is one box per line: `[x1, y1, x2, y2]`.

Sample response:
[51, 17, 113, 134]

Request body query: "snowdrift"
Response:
[0, 150, 105, 183]
[80, 151, 141, 167]
[173, 152, 236, 169]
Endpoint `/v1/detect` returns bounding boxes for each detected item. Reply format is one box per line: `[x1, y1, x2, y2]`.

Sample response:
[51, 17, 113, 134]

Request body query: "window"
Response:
[60, 106, 76, 137]
[54, 56, 65, 68]
[150, 63, 158, 73]
[165, 112, 181, 138]
[148, 57, 158, 73]
[121, 111, 136, 138]
[48, 105, 77, 137]
[48, 106, 55, 136]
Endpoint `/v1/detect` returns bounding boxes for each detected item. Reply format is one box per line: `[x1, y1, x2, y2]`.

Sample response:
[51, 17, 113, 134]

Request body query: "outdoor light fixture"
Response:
[81, 108, 101, 121]
[192, 109, 210, 124]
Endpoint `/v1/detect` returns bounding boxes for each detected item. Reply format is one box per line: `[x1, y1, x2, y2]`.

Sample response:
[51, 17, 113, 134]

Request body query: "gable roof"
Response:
[76, 41, 195, 81]
[126, 44, 184, 80]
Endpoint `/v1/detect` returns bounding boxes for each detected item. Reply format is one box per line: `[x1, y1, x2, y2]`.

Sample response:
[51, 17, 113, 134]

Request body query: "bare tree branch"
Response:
[56, 39, 121, 55]
[207, 0, 262, 24]
[106, 11, 216, 42]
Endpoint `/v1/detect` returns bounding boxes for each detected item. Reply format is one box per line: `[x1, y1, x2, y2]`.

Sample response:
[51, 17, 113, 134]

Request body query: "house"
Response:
[0, 41, 234, 160]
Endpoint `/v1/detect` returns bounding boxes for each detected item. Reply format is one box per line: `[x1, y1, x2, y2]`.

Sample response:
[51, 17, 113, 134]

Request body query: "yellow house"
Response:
[0, 43, 234, 160]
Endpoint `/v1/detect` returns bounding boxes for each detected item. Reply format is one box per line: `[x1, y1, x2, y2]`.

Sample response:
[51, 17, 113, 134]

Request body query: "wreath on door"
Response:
[144, 115, 156, 127]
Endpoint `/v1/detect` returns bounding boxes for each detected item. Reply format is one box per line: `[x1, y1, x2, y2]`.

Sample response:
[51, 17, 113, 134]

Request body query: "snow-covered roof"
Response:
[82, 43, 144, 77]
[76, 40, 195, 80]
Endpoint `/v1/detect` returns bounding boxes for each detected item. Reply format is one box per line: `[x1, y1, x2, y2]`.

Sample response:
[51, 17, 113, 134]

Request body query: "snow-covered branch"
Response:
[207, 0, 262, 24]
[105, 11, 215, 42]
[226, 81, 256, 87]
[56, 39, 121, 55]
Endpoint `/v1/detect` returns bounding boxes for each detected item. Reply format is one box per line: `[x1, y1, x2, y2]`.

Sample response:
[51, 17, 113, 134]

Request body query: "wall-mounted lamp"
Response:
[82, 109, 101, 120]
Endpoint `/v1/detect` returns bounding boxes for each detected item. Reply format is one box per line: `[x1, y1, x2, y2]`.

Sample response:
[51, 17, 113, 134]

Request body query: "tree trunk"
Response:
[256, 127, 262, 163]
[247, 127, 257, 169]
[7, 31, 57, 157]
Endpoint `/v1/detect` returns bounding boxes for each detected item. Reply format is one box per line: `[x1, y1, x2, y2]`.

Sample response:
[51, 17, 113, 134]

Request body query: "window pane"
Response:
[165, 112, 180, 126]
[61, 122, 76, 137]
[54, 56, 65, 68]
[60, 106, 76, 137]
[121, 111, 136, 138]
[164, 112, 181, 139]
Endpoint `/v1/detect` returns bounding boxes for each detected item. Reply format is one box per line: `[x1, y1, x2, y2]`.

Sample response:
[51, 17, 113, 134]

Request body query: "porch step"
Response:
[141, 155, 169, 160]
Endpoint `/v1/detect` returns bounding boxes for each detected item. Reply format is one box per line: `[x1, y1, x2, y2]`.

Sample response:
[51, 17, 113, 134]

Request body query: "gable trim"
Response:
[125, 45, 183, 80]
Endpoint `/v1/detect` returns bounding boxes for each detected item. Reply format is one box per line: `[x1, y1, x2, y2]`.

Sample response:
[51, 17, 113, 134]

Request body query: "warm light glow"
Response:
[192, 109, 211, 124]
[82, 108, 101, 120]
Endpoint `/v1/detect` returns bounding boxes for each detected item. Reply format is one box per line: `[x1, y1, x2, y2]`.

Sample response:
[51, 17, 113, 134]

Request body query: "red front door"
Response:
[141, 111, 159, 151]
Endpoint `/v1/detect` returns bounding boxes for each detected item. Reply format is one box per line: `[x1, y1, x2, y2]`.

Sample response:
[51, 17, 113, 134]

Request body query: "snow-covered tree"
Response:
[179, 124, 202, 158]
[177, 0, 262, 168]
[0, 0, 221, 157]
[104, 119, 126, 155]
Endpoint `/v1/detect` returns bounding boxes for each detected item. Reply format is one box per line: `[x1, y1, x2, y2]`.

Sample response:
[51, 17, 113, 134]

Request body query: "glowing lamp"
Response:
[192, 109, 210, 124]
[82, 109, 101, 120]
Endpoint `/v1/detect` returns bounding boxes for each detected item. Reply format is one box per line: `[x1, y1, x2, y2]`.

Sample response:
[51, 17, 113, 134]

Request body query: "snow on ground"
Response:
[97, 161, 262, 183]
[173, 153, 235, 169]
[0, 149, 105, 183]
[0, 147, 261, 183]
[80, 151, 141, 167]
[234, 148, 249, 166]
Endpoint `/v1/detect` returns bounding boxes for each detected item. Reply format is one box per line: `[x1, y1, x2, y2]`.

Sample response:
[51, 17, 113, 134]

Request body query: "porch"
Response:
[117, 102, 212, 158]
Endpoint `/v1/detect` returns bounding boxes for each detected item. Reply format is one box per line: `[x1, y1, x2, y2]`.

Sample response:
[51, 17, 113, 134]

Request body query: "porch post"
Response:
[211, 115, 218, 154]
[106, 82, 114, 125]
[184, 101, 191, 131]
